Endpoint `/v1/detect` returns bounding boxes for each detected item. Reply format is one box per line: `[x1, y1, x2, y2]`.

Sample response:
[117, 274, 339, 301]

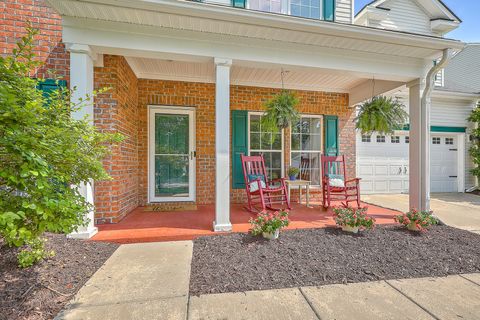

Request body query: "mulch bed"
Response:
[0, 233, 118, 320]
[190, 225, 480, 296]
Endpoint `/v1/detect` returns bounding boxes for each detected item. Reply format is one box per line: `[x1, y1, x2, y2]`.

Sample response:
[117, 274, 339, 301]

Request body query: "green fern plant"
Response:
[467, 103, 480, 180]
[261, 90, 300, 134]
[355, 95, 408, 135]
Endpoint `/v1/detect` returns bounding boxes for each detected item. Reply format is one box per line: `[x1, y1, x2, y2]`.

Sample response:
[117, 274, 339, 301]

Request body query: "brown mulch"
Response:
[0, 234, 118, 320]
[189, 225, 480, 296]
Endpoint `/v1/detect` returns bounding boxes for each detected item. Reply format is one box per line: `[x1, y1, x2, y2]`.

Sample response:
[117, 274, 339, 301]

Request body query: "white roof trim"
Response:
[47, 0, 464, 51]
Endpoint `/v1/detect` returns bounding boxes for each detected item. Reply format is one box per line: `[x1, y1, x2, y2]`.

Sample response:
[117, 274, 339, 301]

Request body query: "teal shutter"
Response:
[324, 115, 338, 156]
[37, 79, 67, 100]
[232, 0, 246, 8]
[323, 0, 335, 21]
[232, 110, 248, 189]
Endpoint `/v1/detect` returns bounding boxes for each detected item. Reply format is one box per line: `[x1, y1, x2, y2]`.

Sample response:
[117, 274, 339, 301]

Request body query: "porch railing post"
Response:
[213, 58, 233, 232]
[66, 44, 98, 239]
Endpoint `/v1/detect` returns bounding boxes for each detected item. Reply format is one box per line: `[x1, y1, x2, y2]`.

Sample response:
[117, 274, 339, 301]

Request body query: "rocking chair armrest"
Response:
[269, 178, 285, 184]
[345, 178, 361, 184]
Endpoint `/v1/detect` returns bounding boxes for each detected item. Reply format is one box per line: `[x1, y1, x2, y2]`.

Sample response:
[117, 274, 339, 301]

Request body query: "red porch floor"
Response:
[92, 202, 401, 244]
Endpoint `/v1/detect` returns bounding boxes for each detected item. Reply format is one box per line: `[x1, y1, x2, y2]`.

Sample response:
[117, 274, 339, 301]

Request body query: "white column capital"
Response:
[406, 78, 425, 89]
[66, 43, 97, 61]
[214, 57, 232, 67]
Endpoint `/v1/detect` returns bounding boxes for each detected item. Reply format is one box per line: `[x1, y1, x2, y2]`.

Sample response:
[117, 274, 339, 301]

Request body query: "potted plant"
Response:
[249, 211, 290, 240]
[395, 209, 438, 231]
[287, 166, 300, 180]
[261, 90, 300, 135]
[355, 95, 408, 135]
[333, 206, 375, 233]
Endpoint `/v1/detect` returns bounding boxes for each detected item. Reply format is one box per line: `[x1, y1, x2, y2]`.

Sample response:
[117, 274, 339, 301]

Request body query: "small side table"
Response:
[285, 179, 311, 207]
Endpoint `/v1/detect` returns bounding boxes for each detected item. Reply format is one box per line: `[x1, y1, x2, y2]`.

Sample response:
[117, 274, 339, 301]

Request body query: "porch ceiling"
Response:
[126, 57, 366, 92]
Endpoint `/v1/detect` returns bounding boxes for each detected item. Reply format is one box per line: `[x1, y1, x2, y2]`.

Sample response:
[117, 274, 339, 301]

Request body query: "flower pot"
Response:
[289, 175, 297, 181]
[262, 229, 280, 240]
[407, 222, 420, 231]
[341, 225, 359, 233]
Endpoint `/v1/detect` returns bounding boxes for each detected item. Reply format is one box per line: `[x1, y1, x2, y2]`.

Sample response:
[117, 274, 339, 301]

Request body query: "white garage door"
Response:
[357, 133, 458, 194]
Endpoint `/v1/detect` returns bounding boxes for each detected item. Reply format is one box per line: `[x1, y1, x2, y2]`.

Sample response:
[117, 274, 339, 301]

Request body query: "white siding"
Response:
[367, 0, 436, 36]
[444, 45, 480, 93]
[335, 0, 352, 24]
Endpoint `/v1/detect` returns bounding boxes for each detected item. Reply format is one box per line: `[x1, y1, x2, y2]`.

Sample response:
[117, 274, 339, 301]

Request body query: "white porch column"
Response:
[408, 80, 424, 211]
[213, 58, 233, 232]
[408, 78, 431, 211]
[67, 44, 98, 239]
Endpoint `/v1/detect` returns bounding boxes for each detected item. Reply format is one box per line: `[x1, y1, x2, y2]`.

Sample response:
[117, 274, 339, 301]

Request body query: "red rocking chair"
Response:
[321, 155, 361, 208]
[241, 154, 291, 212]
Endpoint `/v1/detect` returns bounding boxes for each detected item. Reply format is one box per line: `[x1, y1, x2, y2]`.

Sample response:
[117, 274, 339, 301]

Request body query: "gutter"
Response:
[421, 48, 453, 210]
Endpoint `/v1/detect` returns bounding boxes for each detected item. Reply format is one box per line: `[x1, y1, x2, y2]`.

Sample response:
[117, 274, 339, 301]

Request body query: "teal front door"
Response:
[149, 106, 196, 202]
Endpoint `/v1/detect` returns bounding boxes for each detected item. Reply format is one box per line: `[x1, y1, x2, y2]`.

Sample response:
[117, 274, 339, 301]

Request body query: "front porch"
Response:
[91, 202, 400, 243]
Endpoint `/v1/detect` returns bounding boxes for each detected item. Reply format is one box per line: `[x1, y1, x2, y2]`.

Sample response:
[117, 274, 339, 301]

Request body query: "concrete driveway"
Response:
[363, 193, 480, 234]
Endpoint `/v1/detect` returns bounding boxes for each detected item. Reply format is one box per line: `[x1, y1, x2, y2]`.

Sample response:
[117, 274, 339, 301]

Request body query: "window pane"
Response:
[250, 132, 261, 149]
[261, 132, 273, 150]
[250, 115, 260, 132]
[291, 133, 301, 150]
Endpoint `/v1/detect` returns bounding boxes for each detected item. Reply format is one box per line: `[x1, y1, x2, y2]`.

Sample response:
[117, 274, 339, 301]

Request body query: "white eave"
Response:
[431, 19, 460, 34]
[47, 0, 464, 59]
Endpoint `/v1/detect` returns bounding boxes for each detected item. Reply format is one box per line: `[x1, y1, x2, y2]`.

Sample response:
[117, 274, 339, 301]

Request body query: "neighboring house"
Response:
[354, 0, 479, 194]
[0, 0, 464, 238]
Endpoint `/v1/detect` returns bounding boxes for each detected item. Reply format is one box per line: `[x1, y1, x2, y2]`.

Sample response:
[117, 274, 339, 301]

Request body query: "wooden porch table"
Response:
[285, 179, 311, 207]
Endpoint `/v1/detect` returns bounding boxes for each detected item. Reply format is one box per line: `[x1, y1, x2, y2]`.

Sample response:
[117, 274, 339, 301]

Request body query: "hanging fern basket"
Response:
[355, 95, 408, 135]
[261, 90, 300, 133]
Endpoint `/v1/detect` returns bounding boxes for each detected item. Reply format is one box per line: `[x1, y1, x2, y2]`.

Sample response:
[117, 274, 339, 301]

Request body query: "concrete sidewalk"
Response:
[363, 193, 480, 234]
[56, 240, 480, 320]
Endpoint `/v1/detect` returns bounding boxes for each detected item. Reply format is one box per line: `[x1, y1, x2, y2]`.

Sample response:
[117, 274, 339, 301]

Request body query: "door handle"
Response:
[190, 151, 196, 160]
[398, 167, 402, 175]
[404, 166, 407, 174]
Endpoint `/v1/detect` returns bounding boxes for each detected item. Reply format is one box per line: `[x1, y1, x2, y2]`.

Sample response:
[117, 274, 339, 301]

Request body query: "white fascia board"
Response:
[49, 0, 464, 52]
[62, 17, 428, 80]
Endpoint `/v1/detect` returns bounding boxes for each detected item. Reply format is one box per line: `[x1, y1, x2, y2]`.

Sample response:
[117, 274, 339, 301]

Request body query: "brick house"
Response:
[2, 0, 464, 238]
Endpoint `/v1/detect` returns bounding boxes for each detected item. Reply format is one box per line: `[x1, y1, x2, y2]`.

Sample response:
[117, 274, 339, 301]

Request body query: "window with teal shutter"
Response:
[324, 115, 338, 156]
[37, 79, 67, 101]
[323, 0, 335, 21]
[232, 110, 248, 189]
[232, 0, 246, 8]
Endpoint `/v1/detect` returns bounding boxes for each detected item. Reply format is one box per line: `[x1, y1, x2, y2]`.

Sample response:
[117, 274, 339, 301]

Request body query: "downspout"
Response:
[420, 48, 453, 210]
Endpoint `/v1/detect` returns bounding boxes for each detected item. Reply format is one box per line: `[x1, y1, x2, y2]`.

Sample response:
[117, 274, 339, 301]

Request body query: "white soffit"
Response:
[126, 57, 366, 92]
[47, 0, 463, 59]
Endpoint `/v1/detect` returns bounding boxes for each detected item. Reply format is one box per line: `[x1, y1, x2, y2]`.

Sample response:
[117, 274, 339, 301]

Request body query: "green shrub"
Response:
[0, 25, 122, 266]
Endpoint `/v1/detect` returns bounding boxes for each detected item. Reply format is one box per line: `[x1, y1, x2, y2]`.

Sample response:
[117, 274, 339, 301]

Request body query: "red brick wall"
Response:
[94, 55, 139, 223]
[0, 0, 69, 81]
[137, 79, 354, 207]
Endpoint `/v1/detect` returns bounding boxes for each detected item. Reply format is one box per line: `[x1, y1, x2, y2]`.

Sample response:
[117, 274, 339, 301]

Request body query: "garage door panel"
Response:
[360, 180, 374, 192]
[359, 165, 374, 176]
[389, 180, 404, 192]
[374, 165, 388, 175]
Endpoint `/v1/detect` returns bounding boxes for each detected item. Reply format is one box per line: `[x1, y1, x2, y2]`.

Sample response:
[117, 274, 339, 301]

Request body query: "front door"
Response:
[149, 106, 195, 202]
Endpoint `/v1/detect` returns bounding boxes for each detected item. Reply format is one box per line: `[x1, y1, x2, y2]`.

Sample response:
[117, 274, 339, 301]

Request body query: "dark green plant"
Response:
[261, 90, 300, 134]
[467, 103, 480, 180]
[287, 166, 300, 177]
[0, 25, 123, 267]
[355, 95, 408, 135]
